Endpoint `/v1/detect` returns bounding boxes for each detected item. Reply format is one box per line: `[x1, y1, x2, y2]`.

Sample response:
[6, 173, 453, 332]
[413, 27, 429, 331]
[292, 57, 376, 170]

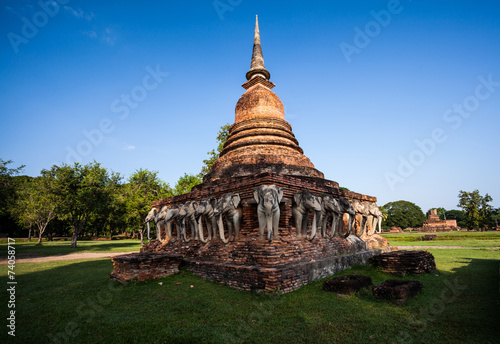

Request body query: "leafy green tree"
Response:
[199, 123, 231, 177]
[0, 160, 27, 237]
[174, 173, 202, 196]
[13, 176, 57, 244]
[0, 159, 24, 216]
[444, 209, 467, 228]
[382, 200, 426, 229]
[42, 161, 121, 248]
[124, 169, 172, 245]
[457, 190, 493, 230]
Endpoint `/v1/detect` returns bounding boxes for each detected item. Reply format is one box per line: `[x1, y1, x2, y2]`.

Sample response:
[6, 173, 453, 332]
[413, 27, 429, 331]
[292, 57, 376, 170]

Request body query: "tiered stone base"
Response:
[141, 173, 394, 293]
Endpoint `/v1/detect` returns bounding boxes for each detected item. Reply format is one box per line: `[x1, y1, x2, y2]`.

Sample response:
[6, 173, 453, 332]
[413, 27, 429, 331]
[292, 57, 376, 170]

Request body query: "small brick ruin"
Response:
[369, 250, 436, 276]
[114, 18, 395, 293]
[323, 275, 373, 294]
[110, 253, 183, 283]
[420, 209, 459, 232]
[372, 279, 423, 303]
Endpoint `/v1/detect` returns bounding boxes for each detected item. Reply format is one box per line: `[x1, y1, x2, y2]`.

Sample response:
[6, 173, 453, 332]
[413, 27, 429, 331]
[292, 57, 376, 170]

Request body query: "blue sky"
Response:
[1, 0, 499, 213]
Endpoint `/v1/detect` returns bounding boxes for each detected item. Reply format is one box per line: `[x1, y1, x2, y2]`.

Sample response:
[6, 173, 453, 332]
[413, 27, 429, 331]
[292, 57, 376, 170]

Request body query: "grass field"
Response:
[382, 231, 500, 248]
[0, 239, 142, 259]
[1, 247, 499, 343]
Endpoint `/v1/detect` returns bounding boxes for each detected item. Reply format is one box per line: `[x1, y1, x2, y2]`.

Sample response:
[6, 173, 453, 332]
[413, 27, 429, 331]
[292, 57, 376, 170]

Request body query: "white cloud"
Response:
[82, 30, 98, 39]
[101, 27, 117, 46]
[64, 6, 94, 21]
[124, 144, 136, 151]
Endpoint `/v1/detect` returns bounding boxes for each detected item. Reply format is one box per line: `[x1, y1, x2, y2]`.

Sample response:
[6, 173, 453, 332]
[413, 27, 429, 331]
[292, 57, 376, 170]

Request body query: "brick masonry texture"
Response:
[119, 54, 395, 292]
[204, 77, 324, 182]
[110, 253, 183, 283]
[141, 173, 392, 293]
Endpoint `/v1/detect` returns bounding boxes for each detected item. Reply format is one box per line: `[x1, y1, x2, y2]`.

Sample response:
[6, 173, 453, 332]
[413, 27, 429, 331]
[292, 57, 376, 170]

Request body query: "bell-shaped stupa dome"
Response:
[204, 16, 323, 182]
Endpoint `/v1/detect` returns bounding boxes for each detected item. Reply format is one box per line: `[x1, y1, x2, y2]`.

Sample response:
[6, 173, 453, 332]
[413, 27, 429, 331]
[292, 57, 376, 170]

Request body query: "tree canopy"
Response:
[457, 190, 494, 230]
[382, 200, 426, 229]
[41, 161, 122, 247]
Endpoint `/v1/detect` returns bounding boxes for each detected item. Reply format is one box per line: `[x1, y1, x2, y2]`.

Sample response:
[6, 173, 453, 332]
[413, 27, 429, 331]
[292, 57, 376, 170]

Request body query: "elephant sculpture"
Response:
[319, 195, 343, 238]
[214, 193, 243, 244]
[338, 197, 355, 237]
[367, 202, 383, 235]
[253, 185, 283, 242]
[144, 207, 167, 241]
[176, 203, 191, 242]
[144, 207, 158, 240]
[292, 190, 322, 240]
[195, 198, 218, 243]
[182, 201, 200, 241]
[352, 199, 370, 236]
[164, 205, 182, 242]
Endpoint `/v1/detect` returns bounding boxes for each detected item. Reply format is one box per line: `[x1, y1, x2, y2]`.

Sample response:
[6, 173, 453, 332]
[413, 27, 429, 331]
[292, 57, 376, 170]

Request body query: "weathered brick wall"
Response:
[143, 173, 388, 293]
[110, 253, 183, 283]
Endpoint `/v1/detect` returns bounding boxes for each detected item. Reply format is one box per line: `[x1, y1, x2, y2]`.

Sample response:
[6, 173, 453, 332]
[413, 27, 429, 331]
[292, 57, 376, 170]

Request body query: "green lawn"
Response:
[1, 249, 498, 343]
[382, 231, 500, 248]
[0, 239, 142, 258]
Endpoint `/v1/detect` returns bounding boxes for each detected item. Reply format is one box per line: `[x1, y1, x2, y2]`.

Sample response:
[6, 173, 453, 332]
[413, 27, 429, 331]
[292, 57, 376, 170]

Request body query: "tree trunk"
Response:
[37, 231, 43, 245]
[139, 228, 144, 246]
[71, 232, 78, 248]
[28, 226, 32, 242]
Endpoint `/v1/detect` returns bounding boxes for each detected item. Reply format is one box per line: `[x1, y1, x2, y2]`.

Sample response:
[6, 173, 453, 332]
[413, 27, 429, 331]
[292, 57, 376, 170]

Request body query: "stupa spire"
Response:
[246, 15, 271, 81]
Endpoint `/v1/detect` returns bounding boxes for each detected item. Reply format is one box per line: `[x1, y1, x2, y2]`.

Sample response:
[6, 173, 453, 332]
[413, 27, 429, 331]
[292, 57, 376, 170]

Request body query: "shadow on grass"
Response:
[1, 250, 498, 344]
[4, 240, 142, 259]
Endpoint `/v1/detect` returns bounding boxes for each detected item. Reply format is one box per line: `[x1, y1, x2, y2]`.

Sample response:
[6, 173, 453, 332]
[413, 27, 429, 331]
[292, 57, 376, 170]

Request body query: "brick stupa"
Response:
[205, 16, 323, 182]
[114, 17, 392, 293]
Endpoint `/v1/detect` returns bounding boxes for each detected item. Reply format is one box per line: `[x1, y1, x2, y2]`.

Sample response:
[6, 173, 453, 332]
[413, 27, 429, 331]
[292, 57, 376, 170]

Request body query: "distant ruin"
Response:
[420, 209, 459, 232]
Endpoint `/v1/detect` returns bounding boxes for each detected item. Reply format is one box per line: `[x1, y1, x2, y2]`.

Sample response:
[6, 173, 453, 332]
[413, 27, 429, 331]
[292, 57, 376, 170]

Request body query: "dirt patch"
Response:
[0, 251, 138, 264]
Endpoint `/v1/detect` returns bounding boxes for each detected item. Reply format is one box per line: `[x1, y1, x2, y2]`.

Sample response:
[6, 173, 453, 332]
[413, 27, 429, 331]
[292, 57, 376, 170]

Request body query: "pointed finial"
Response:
[246, 15, 271, 81]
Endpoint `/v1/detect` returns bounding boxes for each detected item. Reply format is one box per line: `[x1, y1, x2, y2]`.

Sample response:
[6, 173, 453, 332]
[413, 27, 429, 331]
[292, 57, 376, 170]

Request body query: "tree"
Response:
[124, 169, 172, 245]
[444, 209, 467, 228]
[173, 173, 202, 196]
[382, 200, 426, 229]
[457, 190, 493, 230]
[0, 160, 26, 237]
[42, 161, 121, 248]
[199, 123, 231, 177]
[13, 176, 57, 245]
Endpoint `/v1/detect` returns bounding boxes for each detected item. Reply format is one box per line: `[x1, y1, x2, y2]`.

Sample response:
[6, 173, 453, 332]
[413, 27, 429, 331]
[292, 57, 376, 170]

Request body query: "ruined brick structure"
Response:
[114, 17, 393, 293]
[420, 209, 458, 232]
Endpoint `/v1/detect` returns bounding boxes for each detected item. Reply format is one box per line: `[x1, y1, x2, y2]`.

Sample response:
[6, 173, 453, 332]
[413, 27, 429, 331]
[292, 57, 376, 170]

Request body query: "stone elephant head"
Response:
[292, 190, 322, 240]
[182, 201, 200, 241]
[195, 198, 218, 243]
[367, 202, 383, 235]
[164, 205, 181, 242]
[214, 193, 243, 244]
[253, 185, 283, 242]
[144, 208, 158, 241]
[319, 195, 343, 238]
[338, 197, 355, 237]
[154, 205, 169, 241]
[351, 199, 370, 237]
